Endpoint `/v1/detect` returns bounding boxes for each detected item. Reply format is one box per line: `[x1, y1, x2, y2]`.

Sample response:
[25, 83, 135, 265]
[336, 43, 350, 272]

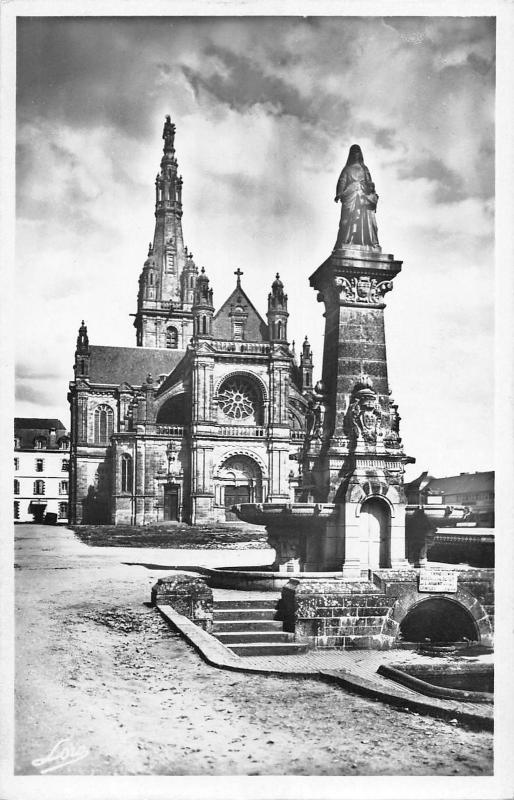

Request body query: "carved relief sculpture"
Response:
[346, 379, 382, 443]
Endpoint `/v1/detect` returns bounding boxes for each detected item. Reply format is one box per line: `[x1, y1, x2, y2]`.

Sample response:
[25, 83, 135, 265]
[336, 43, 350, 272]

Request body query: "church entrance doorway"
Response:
[224, 485, 251, 520]
[163, 484, 180, 521]
[359, 497, 390, 569]
[215, 454, 263, 521]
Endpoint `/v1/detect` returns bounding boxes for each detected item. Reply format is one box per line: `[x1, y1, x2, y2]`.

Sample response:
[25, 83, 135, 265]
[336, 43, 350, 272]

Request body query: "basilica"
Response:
[68, 117, 313, 525]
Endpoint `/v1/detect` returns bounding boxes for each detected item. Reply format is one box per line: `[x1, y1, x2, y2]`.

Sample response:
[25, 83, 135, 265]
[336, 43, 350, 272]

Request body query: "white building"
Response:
[14, 418, 70, 524]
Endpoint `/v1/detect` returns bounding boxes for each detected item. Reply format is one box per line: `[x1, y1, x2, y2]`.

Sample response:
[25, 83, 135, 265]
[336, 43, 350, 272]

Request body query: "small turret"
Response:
[267, 273, 289, 343]
[192, 267, 214, 338]
[300, 335, 314, 390]
[181, 250, 199, 309]
[74, 320, 90, 378]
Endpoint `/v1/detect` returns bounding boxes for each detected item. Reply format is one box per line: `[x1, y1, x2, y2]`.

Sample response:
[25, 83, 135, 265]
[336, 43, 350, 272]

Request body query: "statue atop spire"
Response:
[162, 115, 175, 152]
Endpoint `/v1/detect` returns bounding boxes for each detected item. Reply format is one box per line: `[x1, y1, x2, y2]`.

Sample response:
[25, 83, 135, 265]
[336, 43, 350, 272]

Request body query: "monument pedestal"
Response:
[305, 244, 413, 577]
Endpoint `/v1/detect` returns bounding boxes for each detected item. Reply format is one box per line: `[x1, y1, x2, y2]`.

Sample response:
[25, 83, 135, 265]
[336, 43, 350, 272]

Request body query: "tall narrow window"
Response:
[202, 316, 207, 334]
[14, 457, 19, 471]
[166, 327, 178, 349]
[14, 479, 20, 495]
[33, 480, 45, 495]
[59, 480, 69, 495]
[121, 454, 133, 493]
[14, 501, 20, 520]
[94, 405, 114, 444]
[62, 459, 69, 471]
[58, 502, 68, 519]
[35, 459, 44, 472]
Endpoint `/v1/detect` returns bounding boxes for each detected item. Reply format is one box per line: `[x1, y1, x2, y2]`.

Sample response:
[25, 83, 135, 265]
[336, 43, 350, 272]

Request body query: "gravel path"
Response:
[15, 524, 493, 776]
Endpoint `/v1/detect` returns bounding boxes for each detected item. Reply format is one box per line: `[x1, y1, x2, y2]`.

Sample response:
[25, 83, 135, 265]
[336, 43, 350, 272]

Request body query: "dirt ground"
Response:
[14, 524, 493, 776]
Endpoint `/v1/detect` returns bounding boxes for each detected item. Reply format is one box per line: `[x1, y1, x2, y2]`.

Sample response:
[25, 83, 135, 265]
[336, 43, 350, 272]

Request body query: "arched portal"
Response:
[400, 597, 479, 643]
[215, 454, 263, 520]
[359, 497, 390, 569]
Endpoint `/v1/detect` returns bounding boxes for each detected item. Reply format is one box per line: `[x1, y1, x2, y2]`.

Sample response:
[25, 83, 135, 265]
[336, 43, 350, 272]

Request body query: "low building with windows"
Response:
[406, 470, 494, 527]
[14, 418, 70, 523]
[68, 118, 314, 525]
[426, 471, 494, 527]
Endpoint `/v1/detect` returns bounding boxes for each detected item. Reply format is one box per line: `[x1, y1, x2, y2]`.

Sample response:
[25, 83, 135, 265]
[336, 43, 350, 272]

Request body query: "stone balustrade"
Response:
[155, 425, 186, 436]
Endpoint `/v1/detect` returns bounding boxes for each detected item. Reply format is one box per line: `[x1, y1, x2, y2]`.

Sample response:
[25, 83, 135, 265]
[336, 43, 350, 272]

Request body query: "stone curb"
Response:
[156, 604, 493, 732]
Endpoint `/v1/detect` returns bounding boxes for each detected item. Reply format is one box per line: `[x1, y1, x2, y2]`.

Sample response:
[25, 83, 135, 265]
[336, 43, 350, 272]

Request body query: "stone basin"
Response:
[233, 501, 472, 528]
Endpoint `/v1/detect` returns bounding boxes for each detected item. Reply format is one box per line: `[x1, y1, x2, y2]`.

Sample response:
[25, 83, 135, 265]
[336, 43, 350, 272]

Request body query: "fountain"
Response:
[235, 143, 413, 578]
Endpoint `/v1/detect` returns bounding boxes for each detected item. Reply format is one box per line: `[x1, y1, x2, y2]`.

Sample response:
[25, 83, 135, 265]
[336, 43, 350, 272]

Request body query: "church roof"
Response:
[88, 345, 186, 387]
[213, 284, 268, 342]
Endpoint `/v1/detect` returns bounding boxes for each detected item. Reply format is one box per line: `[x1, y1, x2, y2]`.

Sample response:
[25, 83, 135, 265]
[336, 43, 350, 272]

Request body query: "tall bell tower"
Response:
[134, 116, 194, 349]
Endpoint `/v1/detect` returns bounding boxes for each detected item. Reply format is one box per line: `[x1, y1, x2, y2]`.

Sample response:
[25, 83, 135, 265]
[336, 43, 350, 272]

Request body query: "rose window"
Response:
[218, 380, 256, 420]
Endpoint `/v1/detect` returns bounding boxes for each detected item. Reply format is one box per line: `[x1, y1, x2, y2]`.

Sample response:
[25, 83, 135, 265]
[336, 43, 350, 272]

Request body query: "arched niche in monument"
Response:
[359, 497, 391, 570]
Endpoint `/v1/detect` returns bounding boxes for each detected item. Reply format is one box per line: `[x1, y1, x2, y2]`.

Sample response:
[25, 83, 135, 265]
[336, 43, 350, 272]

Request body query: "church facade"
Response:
[68, 117, 313, 525]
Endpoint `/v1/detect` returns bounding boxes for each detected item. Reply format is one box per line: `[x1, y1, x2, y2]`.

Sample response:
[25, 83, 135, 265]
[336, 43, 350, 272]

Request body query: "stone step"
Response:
[212, 608, 277, 621]
[227, 641, 310, 657]
[214, 599, 278, 609]
[215, 630, 294, 644]
[212, 619, 284, 633]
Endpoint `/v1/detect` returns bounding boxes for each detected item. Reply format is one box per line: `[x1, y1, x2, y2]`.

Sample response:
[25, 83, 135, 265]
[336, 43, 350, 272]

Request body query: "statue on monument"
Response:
[334, 144, 380, 250]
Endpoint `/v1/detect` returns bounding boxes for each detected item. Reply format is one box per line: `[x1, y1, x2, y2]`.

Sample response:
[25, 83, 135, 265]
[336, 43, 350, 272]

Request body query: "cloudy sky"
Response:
[15, 15, 495, 480]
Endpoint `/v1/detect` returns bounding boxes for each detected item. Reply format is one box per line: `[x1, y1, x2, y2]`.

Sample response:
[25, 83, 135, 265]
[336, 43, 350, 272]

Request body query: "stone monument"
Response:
[237, 144, 414, 578]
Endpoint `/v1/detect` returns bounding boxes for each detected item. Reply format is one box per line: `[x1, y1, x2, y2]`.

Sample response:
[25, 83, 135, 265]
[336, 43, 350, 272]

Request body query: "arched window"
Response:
[202, 316, 207, 334]
[34, 437, 47, 450]
[166, 327, 178, 349]
[58, 437, 69, 450]
[14, 479, 20, 495]
[33, 480, 45, 495]
[94, 405, 114, 445]
[277, 321, 283, 339]
[121, 454, 133, 493]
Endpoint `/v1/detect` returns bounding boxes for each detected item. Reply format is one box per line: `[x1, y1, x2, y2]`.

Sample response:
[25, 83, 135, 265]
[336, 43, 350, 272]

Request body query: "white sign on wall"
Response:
[418, 570, 458, 593]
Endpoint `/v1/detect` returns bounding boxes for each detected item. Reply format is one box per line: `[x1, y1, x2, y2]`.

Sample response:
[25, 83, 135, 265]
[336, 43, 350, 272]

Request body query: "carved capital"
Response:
[334, 274, 393, 305]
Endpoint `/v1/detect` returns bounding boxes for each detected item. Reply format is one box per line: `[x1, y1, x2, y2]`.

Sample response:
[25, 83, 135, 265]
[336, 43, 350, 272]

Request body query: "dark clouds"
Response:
[14, 16, 495, 474]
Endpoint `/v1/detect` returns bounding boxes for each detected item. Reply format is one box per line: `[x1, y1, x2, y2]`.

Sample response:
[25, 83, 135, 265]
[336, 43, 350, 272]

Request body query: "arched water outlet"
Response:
[400, 597, 479, 644]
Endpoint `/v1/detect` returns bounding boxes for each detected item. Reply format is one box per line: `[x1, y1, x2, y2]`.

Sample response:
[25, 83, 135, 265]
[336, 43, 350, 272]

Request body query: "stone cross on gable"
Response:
[234, 268, 243, 286]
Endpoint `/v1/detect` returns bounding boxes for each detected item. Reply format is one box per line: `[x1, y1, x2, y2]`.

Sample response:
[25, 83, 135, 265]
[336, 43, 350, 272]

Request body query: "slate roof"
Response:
[213, 284, 268, 342]
[14, 418, 68, 449]
[15, 418, 66, 431]
[428, 471, 494, 495]
[87, 345, 186, 386]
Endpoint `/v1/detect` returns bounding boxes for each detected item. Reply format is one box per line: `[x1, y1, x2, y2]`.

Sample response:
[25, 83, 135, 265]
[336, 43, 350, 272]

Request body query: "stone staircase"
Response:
[211, 598, 309, 657]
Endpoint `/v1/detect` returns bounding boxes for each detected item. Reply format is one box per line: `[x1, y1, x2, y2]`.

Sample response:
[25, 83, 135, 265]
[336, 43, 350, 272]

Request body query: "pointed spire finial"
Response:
[77, 320, 89, 352]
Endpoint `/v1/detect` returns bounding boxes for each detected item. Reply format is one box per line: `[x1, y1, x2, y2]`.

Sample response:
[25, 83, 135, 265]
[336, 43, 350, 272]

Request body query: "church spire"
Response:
[134, 116, 191, 348]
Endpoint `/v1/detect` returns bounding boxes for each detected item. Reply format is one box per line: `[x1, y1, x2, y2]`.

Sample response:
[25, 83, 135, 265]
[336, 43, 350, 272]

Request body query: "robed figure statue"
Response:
[334, 144, 380, 250]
